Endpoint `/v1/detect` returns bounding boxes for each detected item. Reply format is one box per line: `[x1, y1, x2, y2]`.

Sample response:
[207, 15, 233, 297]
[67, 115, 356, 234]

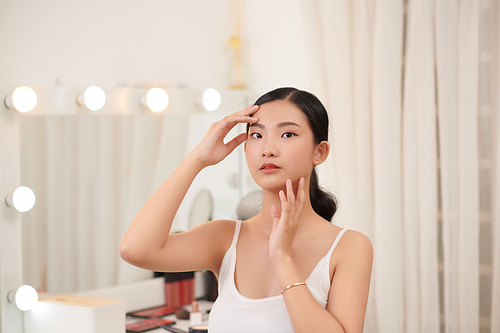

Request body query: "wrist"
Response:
[185, 151, 209, 171]
[270, 254, 294, 271]
[281, 282, 307, 295]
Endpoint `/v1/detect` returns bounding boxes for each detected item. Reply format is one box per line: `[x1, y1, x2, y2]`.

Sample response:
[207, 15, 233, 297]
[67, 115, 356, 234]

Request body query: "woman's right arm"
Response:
[119, 105, 259, 274]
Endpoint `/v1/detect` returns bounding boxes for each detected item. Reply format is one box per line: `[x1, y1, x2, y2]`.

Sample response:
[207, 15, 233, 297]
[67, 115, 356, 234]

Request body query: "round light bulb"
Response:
[146, 88, 169, 112]
[201, 88, 221, 112]
[10, 87, 38, 113]
[82, 86, 106, 111]
[6, 186, 36, 213]
[11, 285, 38, 311]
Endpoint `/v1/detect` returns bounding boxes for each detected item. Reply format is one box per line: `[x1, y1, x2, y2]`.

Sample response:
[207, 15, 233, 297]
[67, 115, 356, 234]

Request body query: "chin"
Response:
[253, 175, 301, 192]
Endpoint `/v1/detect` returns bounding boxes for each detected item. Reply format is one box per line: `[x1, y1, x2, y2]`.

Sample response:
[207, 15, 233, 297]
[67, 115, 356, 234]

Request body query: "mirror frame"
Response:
[0, 85, 252, 331]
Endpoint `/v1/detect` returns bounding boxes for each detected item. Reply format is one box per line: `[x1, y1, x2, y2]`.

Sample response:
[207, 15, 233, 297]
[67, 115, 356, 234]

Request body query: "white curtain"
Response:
[435, 1, 480, 332]
[491, 1, 500, 332]
[301, 0, 498, 332]
[403, 1, 440, 332]
[20, 114, 189, 294]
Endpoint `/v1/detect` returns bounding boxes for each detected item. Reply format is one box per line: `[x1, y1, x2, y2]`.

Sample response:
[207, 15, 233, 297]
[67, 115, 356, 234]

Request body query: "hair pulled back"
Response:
[253, 87, 337, 221]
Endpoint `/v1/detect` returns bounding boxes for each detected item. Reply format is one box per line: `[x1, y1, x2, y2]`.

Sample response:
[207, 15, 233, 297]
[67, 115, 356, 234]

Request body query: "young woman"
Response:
[119, 87, 373, 332]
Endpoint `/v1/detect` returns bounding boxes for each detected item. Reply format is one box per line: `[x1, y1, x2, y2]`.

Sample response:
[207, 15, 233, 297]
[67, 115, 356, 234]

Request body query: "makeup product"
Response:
[188, 325, 208, 333]
[155, 271, 195, 307]
[175, 308, 190, 320]
[129, 305, 179, 318]
[126, 318, 174, 332]
[189, 301, 202, 326]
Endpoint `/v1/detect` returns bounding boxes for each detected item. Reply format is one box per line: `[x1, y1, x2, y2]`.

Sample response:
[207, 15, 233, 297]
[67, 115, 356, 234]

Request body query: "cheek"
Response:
[244, 145, 259, 167]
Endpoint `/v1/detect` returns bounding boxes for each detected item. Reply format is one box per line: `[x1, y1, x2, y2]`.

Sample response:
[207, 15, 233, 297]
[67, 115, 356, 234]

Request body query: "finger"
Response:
[271, 204, 281, 219]
[286, 179, 296, 216]
[228, 104, 259, 123]
[236, 104, 259, 116]
[219, 113, 258, 133]
[279, 189, 289, 220]
[210, 113, 257, 141]
[296, 177, 305, 204]
[295, 177, 306, 218]
[224, 132, 248, 153]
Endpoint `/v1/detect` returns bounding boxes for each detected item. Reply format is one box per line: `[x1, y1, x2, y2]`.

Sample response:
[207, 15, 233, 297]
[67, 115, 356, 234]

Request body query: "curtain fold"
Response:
[435, 1, 480, 332]
[402, 0, 440, 332]
[492, 71, 500, 331]
[371, 1, 405, 332]
[491, 1, 500, 331]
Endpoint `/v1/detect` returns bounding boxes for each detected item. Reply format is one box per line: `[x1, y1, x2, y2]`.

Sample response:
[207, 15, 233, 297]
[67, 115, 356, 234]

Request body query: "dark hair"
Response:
[252, 87, 337, 221]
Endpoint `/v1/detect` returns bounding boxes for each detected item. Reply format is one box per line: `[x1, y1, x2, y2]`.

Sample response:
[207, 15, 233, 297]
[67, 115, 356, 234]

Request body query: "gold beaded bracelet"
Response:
[281, 282, 307, 294]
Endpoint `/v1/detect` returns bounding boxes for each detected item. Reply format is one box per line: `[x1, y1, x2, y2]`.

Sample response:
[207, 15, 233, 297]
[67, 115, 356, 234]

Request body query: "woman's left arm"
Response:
[275, 232, 372, 333]
[269, 179, 373, 333]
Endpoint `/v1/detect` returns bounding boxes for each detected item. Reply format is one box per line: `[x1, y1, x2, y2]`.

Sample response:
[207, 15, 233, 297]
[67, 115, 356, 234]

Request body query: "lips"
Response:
[260, 163, 281, 171]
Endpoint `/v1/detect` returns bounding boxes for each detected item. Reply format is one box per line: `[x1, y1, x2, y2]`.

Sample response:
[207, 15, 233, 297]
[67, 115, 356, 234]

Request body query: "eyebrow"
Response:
[250, 121, 301, 129]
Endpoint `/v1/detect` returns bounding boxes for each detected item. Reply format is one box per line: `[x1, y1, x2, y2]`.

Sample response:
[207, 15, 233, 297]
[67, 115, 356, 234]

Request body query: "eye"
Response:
[282, 132, 296, 138]
[250, 132, 262, 139]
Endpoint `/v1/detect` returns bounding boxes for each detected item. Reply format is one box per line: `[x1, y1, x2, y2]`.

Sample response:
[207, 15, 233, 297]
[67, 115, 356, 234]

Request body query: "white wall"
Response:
[243, 1, 312, 94]
[0, 0, 311, 94]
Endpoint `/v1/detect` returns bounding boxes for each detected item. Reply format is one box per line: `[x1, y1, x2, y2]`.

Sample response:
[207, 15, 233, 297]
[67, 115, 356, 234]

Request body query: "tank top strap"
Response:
[218, 220, 242, 282]
[326, 228, 349, 258]
[228, 220, 242, 251]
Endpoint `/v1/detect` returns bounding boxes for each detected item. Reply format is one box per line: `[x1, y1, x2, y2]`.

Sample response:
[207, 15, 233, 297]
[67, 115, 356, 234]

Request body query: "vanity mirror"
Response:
[0, 85, 257, 331]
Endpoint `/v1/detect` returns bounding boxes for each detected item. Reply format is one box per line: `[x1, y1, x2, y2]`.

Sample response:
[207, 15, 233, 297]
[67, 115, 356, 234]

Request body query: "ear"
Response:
[313, 141, 330, 165]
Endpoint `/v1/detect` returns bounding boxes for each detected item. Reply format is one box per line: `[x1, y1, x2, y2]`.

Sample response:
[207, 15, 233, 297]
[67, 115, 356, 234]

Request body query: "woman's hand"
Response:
[269, 177, 306, 262]
[191, 104, 259, 168]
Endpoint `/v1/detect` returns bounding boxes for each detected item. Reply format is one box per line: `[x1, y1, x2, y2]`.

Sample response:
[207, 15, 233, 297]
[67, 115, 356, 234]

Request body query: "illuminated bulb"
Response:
[145, 88, 169, 112]
[7, 285, 38, 311]
[5, 186, 36, 213]
[201, 88, 221, 112]
[4, 87, 38, 113]
[77, 86, 106, 111]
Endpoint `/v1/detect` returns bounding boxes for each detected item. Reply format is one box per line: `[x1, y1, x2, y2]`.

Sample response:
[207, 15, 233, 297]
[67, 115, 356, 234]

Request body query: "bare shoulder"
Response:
[186, 219, 237, 246]
[191, 219, 238, 249]
[160, 219, 238, 274]
[341, 229, 372, 251]
[334, 229, 373, 265]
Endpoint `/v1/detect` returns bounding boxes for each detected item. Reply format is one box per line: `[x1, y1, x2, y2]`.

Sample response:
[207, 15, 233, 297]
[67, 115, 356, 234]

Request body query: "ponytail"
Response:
[309, 167, 337, 221]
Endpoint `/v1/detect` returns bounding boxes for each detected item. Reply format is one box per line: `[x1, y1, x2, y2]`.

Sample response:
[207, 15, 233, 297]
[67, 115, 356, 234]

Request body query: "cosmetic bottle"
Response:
[155, 271, 195, 307]
[190, 301, 203, 326]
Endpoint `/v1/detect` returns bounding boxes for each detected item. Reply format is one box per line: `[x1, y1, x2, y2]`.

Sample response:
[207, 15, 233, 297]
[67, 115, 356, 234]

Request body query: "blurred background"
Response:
[0, 0, 498, 332]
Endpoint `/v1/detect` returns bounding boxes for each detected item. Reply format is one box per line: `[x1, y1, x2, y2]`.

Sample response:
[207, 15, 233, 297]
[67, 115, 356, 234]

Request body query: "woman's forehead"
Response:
[253, 100, 307, 122]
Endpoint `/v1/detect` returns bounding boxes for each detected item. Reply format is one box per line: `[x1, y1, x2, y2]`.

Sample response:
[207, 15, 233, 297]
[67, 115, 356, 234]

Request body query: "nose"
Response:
[262, 137, 277, 157]
[263, 149, 275, 157]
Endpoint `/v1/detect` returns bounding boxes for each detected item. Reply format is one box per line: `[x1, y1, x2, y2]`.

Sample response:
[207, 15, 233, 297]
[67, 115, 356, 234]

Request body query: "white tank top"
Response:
[208, 221, 348, 332]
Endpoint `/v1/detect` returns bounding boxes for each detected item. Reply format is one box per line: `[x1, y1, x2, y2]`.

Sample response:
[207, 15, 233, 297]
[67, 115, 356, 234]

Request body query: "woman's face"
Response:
[245, 99, 318, 191]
